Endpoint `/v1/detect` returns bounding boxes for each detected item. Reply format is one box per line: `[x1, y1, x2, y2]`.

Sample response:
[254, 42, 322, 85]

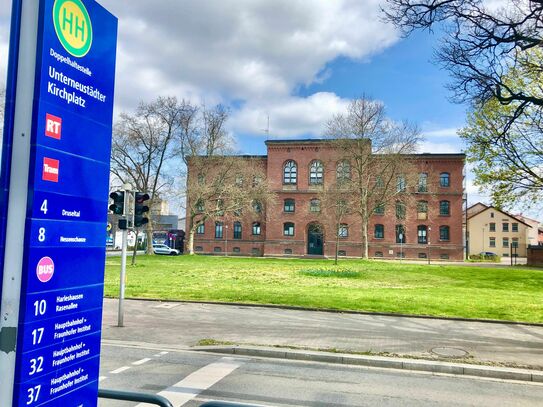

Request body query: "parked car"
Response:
[479, 251, 498, 259]
[152, 244, 180, 256]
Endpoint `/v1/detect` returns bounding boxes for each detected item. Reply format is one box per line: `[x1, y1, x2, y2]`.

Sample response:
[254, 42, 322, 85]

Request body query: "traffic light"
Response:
[134, 192, 150, 227]
[109, 191, 125, 215]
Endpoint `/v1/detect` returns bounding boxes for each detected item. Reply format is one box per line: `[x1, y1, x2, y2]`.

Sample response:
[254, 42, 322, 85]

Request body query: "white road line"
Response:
[110, 366, 131, 374]
[132, 358, 152, 366]
[135, 357, 242, 407]
[154, 351, 169, 357]
[99, 376, 107, 382]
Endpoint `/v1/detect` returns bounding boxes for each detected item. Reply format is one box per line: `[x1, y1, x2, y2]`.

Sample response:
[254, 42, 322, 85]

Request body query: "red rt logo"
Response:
[42, 157, 59, 183]
[45, 113, 62, 140]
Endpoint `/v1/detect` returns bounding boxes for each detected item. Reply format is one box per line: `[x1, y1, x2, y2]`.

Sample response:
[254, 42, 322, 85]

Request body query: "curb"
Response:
[107, 297, 543, 327]
[194, 346, 543, 383]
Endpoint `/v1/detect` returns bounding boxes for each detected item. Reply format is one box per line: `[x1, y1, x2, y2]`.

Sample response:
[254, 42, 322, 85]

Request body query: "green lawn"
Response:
[104, 255, 543, 323]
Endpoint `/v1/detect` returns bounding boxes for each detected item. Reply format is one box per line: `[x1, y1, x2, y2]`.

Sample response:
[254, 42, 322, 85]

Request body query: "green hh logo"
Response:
[53, 0, 93, 57]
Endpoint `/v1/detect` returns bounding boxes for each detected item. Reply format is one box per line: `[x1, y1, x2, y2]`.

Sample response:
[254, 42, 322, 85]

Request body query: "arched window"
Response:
[440, 172, 450, 187]
[309, 160, 324, 185]
[284, 199, 295, 213]
[396, 225, 406, 243]
[283, 160, 297, 184]
[253, 200, 262, 213]
[439, 200, 450, 216]
[374, 224, 384, 239]
[215, 222, 223, 239]
[283, 222, 295, 236]
[233, 221, 242, 239]
[418, 173, 428, 192]
[252, 222, 261, 235]
[374, 203, 385, 215]
[417, 200, 428, 213]
[336, 161, 351, 182]
[309, 198, 321, 212]
[338, 224, 349, 238]
[417, 225, 428, 244]
[439, 225, 450, 241]
[397, 175, 406, 192]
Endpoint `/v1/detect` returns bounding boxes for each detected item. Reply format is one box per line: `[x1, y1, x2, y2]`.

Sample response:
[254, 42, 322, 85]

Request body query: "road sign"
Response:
[0, 0, 117, 406]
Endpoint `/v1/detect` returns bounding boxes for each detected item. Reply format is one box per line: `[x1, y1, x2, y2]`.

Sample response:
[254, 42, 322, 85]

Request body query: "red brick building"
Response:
[189, 139, 465, 260]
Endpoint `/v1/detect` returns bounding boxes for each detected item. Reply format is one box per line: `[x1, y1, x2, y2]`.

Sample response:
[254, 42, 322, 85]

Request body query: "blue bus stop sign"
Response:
[0, 0, 117, 405]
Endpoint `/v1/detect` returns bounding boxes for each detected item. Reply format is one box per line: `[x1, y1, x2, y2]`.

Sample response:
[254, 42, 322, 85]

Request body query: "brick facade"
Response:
[189, 139, 465, 260]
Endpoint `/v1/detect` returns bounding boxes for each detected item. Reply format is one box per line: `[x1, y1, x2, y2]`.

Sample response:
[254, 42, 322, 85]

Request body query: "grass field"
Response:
[104, 255, 543, 323]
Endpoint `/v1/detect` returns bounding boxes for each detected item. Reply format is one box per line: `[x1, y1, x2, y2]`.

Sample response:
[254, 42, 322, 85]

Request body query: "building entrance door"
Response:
[307, 224, 323, 255]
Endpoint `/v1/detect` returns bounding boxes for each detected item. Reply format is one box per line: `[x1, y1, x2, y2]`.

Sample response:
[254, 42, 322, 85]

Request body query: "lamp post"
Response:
[427, 226, 431, 265]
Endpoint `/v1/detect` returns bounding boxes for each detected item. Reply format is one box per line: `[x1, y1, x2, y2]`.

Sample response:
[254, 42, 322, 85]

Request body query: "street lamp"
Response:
[427, 226, 431, 265]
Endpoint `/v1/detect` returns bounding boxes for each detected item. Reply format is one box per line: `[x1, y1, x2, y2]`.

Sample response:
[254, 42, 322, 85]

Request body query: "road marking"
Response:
[154, 351, 169, 357]
[99, 376, 107, 382]
[110, 366, 131, 374]
[135, 357, 241, 406]
[132, 358, 151, 366]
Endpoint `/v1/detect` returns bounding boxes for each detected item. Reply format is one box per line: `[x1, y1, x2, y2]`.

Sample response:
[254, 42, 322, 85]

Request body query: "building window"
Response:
[283, 222, 295, 236]
[374, 203, 385, 215]
[195, 246, 203, 252]
[215, 199, 224, 216]
[283, 248, 293, 255]
[512, 223, 518, 232]
[375, 176, 384, 188]
[309, 198, 321, 212]
[417, 225, 428, 244]
[283, 160, 297, 184]
[233, 247, 241, 253]
[309, 160, 324, 185]
[197, 173, 205, 185]
[396, 225, 406, 243]
[512, 237, 519, 248]
[489, 237, 496, 247]
[439, 226, 450, 241]
[374, 251, 384, 257]
[489, 222, 496, 232]
[251, 247, 260, 256]
[502, 222, 509, 232]
[253, 200, 262, 213]
[336, 160, 351, 182]
[196, 199, 204, 213]
[396, 201, 406, 220]
[418, 173, 428, 192]
[252, 175, 262, 187]
[284, 199, 295, 213]
[490, 212, 494, 218]
[418, 252, 427, 259]
[252, 222, 261, 235]
[338, 250, 347, 256]
[233, 221, 242, 239]
[214, 247, 221, 253]
[503, 237, 509, 248]
[338, 224, 349, 238]
[215, 222, 223, 239]
[374, 224, 384, 239]
[196, 223, 205, 235]
[440, 172, 450, 187]
[397, 175, 406, 192]
[440, 254, 449, 260]
[439, 200, 450, 216]
[417, 200, 428, 220]
[396, 252, 406, 258]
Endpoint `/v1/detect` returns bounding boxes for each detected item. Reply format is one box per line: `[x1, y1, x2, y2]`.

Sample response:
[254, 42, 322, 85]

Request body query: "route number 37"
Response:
[26, 385, 41, 405]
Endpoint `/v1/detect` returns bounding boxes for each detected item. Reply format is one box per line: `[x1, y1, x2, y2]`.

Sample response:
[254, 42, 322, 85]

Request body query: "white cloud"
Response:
[229, 92, 350, 137]
[422, 127, 460, 139]
[418, 141, 462, 154]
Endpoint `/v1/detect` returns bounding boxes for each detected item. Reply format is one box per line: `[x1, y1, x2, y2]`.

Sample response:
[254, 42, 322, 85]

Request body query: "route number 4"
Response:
[40, 200, 48, 215]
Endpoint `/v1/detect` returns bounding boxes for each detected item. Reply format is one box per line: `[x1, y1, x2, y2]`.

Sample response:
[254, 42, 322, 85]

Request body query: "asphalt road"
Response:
[98, 341, 543, 407]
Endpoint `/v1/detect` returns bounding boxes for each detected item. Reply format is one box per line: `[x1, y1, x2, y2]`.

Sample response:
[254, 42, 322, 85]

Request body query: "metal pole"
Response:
[118, 187, 130, 327]
[427, 227, 431, 265]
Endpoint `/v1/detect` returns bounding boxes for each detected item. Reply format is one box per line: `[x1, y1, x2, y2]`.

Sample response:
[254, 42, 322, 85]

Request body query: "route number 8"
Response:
[38, 228, 46, 242]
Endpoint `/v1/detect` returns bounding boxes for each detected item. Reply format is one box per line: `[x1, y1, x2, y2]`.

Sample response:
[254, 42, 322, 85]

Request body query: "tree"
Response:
[110, 96, 181, 255]
[325, 98, 422, 259]
[185, 156, 274, 254]
[459, 49, 543, 209]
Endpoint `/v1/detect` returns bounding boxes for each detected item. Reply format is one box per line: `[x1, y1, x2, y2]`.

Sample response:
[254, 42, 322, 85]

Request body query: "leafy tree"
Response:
[326, 98, 422, 259]
[460, 49, 543, 209]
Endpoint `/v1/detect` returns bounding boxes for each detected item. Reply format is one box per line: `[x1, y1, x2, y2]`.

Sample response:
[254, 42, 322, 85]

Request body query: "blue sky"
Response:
[0, 0, 508, 211]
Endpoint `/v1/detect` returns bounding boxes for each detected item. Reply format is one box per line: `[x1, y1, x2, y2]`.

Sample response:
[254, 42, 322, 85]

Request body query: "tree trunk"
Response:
[335, 221, 340, 265]
[362, 219, 369, 259]
[131, 229, 139, 265]
[188, 228, 195, 255]
[145, 220, 153, 255]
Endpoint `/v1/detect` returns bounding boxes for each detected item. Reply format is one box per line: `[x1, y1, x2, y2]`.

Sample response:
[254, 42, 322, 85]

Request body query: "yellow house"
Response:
[467, 203, 532, 257]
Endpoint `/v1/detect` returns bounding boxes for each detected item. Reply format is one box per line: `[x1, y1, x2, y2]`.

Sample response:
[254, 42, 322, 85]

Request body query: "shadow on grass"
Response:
[299, 268, 363, 278]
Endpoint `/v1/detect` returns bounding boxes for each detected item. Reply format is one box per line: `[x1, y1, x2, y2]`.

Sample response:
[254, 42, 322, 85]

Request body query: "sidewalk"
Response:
[101, 298, 543, 369]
